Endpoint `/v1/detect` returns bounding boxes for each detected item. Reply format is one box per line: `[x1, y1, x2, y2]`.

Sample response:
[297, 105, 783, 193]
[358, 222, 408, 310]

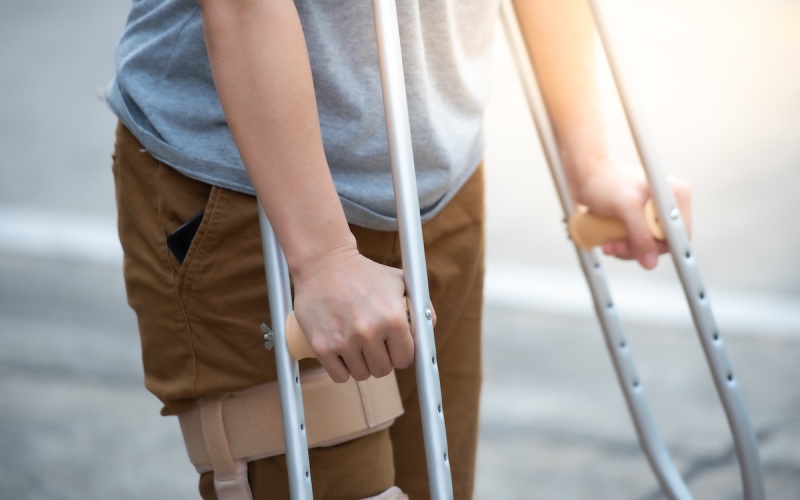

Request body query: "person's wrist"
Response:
[287, 235, 360, 287]
[560, 144, 614, 203]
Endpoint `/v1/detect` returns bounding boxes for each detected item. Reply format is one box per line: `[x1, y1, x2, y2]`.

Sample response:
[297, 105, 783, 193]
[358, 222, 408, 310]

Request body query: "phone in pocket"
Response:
[167, 210, 205, 264]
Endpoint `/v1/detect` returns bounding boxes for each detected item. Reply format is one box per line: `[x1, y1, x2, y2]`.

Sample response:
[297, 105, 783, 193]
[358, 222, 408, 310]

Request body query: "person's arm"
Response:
[198, 0, 414, 381]
[513, 0, 691, 269]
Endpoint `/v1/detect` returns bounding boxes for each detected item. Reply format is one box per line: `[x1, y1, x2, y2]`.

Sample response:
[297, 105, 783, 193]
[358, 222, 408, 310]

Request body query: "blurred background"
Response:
[1, 0, 798, 498]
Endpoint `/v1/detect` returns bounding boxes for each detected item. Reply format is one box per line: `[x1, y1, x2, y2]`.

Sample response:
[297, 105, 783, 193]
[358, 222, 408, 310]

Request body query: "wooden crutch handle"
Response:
[285, 311, 316, 360]
[284, 299, 412, 360]
[568, 199, 665, 249]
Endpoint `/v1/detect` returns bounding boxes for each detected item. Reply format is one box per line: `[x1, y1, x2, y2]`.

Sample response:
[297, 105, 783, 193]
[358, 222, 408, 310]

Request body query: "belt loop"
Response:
[199, 395, 253, 500]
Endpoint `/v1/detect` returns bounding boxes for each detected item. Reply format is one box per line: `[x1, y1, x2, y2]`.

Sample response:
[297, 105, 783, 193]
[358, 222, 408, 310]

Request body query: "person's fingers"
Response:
[356, 301, 403, 378]
[602, 240, 632, 259]
[361, 340, 394, 379]
[308, 325, 369, 382]
[338, 348, 371, 382]
[312, 339, 351, 383]
[385, 327, 414, 370]
[292, 256, 417, 381]
[613, 193, 660, 269]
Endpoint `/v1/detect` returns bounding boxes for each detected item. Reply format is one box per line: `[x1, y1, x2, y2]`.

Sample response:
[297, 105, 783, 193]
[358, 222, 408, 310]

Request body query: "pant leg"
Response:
[387, 166, 486, 500]
[112, 123, 397, 499]
[199, 429, 396, 500]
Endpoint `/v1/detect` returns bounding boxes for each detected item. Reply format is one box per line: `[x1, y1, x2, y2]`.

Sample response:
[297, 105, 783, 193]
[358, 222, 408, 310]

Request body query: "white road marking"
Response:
[1, 207, 797, 337]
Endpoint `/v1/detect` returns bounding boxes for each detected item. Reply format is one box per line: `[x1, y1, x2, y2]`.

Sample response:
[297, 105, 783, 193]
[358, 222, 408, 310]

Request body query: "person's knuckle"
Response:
[387, 310, 408, 332]
[352, 369, 370, 382]
[310, 335, 331, 356]
[374, 363, 392, 378]
[330, 369, 350, 383]
[396, 340, 415, 369]
[616, 190, 640, 211]
[330, 331, 351, 354]
[395, 354, 413, 370]
[350, 319, 374, 344]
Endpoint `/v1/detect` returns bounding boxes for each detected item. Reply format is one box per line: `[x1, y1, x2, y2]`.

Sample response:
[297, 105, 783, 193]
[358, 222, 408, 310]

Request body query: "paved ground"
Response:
[1, 0, 798, 499]
[2, 255, 798, 499]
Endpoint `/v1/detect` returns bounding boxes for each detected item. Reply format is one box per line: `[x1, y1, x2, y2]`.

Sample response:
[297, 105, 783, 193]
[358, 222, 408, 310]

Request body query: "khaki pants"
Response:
[112, 123, 484, 499]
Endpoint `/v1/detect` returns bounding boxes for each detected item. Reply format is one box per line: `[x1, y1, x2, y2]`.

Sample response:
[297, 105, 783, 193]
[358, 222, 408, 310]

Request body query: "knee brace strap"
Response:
[178, 368, 404, 477]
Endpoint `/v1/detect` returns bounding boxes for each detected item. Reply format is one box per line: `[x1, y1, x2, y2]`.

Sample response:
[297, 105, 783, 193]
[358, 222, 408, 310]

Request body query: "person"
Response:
[107, 0, 690, 498]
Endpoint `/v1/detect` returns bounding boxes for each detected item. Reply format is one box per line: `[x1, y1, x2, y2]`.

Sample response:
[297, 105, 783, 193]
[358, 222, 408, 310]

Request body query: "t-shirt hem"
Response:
[107, 79, 483, 232]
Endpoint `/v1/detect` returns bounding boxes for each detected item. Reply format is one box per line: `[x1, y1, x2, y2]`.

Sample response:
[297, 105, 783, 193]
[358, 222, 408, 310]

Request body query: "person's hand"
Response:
[573, 163, 692, 270]
[291, 245, 417, 382]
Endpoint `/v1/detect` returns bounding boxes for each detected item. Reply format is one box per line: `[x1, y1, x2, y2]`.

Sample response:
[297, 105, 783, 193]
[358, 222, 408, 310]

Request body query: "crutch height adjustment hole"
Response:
[607, 302, 613, 310]
[699, 291, 706, 300]
[727, 373, 734, 382]
[713, 332, 720, 341]
[300, 423, 304, 431]
[438, 404, 442, 413]
[444, 452, 448, 462]
[295, 376, 299, 384]
[685, 250, 691, 259]
[306, 471, 309, 478]
[432, 356, 436, 365]
[619, 341, 627, 349]
[633, 380, 640, 388]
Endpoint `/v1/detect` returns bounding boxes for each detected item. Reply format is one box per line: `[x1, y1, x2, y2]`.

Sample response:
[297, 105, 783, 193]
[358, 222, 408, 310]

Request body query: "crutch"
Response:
[256, 0, 453, 498]
[500, 1, 765, 498]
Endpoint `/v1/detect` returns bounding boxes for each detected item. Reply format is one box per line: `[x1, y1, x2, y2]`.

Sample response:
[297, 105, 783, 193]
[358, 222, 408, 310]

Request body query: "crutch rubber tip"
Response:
[568, 199, 664, 249]
[285, 312, 316, 360]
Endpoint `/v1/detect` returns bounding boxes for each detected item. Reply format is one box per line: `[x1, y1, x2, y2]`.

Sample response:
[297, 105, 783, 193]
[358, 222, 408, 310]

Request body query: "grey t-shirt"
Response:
[107, 0, 498, 230]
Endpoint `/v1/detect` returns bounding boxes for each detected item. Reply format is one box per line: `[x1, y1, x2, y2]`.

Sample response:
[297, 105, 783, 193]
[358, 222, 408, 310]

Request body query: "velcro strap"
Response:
[179, 368, 404, 474]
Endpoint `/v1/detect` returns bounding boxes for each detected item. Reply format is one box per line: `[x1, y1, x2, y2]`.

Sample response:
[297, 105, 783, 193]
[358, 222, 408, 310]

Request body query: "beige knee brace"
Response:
[363, 486, 409, 500]
[178, 368, 404, 499]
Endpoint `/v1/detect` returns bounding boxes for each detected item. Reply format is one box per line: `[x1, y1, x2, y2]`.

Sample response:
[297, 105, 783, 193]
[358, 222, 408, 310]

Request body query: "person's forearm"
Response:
[512, 0, 608, 199]
[198, 0, 356, 280]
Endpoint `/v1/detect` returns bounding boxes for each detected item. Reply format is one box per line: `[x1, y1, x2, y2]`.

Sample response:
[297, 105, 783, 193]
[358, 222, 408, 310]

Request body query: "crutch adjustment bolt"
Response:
[425, 308, 433, 320]
[669, 208, 680, 220]
[261, 324, 274, 350]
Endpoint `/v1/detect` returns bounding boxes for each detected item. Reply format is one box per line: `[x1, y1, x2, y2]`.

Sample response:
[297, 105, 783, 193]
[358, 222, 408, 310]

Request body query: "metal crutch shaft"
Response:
[499, 2, 691, 497]
[587, 3, 765, 499]
[257, 204, 313, 499]
[502, 1, 765, 498]
[372, 0, 454, 498]
[257, 1, 454, 498]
